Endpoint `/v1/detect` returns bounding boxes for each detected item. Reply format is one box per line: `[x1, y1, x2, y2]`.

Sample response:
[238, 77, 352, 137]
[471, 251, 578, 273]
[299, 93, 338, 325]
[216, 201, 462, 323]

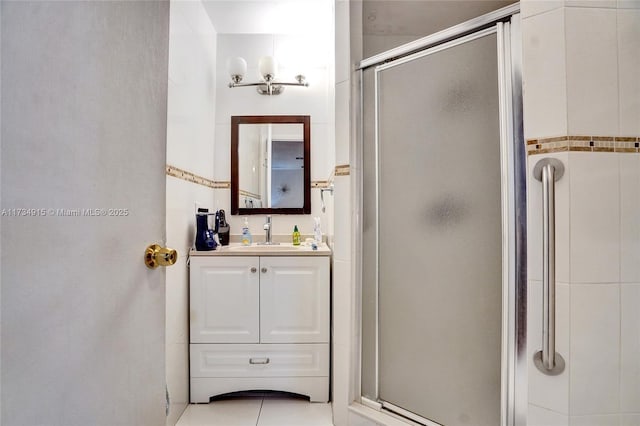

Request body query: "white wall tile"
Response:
[333, 342, 351, 426]
[521, 0, 564, 19]
[565, 7, 618, 136]
[274, 35, 331, 70]
[166, 342, 189, 424]
[620, 284, 640, 412]
[335, 80, 350, 166]
[166, 4, 217, 424]
[268, 67, 330, 123]
[569, 153, 620, 283]
[527, 152, 570, 282]
[620, 154, 640, 283]
[565, 0, 617, 8]
[333, 260, 353, 348]
[522, 8, 567, 139]
[167, 22, 217, 178]
[528, 404, 569, 426]
[333, 177, 352, 262]
[215, 67, 273, 123]
[528, 282, 571, 413]
[335, 0, 351, 84]
[311, 124, 331, 180]
[617, 9, 640, 136]
[570, 284, 620, 415]
[216, 34, 275, 73]
[213, 124, 231, 181]
[569, 414, 620, 426]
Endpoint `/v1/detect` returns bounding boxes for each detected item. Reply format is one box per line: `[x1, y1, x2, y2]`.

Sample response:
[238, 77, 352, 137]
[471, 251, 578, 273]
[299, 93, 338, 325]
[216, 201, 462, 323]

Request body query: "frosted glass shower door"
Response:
[375, 32, 503, 426]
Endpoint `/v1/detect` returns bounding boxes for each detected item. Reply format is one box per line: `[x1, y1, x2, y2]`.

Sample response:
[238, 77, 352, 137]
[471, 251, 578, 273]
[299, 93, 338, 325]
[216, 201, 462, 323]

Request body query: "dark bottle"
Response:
[216, 209, 230, 246]
[195, 208, 217, 251]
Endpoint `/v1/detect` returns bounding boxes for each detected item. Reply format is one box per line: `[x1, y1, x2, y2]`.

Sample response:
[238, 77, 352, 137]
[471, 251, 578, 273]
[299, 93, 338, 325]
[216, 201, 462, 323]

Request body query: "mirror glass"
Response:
[231, 115, 310, 215]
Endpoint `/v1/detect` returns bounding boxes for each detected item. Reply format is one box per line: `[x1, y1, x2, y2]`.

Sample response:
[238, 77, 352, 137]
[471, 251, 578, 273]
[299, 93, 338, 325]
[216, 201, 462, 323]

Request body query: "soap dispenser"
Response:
[241, 217, 252, 246]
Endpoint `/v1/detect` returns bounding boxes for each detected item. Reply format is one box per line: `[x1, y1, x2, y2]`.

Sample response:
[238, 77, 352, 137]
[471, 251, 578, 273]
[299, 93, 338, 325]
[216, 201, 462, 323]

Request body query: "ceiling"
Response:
[202, 0, 333, 35]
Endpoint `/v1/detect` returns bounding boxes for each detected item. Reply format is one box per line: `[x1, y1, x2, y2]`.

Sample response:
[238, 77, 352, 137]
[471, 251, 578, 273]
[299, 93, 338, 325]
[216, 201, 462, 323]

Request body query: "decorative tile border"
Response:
[335, 164, 350, 176]
[312, 180, 330, 189]
[239, 189, 261, 200]
[527, 136, 639, 155]
[167, 164, 350, 191]
[166, 165, 230, 189]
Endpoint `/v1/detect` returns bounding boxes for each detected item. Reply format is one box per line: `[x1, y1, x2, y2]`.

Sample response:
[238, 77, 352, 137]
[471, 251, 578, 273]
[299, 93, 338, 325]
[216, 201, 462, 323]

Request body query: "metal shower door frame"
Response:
[356, 9, 526, 426]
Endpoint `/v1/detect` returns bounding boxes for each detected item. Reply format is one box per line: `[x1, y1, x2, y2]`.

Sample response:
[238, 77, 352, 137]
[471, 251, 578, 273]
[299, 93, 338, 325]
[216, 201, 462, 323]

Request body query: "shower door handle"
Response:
[533, 158, 566, 376]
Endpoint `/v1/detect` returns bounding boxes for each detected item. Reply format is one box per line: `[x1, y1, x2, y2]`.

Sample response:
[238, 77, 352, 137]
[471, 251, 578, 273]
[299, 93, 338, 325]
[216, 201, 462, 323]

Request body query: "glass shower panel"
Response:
[377, 33, 502, 426]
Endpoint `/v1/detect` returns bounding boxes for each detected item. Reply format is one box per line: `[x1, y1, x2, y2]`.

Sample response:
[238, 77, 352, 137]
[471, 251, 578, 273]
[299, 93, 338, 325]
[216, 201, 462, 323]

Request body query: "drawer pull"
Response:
[249, 357, 270, 365]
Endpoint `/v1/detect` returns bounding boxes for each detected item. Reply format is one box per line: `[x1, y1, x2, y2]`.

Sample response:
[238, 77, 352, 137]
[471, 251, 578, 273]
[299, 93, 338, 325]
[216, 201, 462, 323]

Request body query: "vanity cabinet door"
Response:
[190, 257, 260, 343]
[259, 256, 330, 344]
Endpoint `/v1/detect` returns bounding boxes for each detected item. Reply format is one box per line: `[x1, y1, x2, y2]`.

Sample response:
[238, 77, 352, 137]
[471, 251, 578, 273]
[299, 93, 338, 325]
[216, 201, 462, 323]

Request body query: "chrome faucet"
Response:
[261, 215, 278, 245]
[264, 215, 272, 244]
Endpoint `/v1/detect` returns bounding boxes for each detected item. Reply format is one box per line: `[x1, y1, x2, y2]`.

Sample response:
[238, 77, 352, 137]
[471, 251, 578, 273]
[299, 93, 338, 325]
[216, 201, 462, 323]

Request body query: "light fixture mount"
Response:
[227, 56, 308, 96]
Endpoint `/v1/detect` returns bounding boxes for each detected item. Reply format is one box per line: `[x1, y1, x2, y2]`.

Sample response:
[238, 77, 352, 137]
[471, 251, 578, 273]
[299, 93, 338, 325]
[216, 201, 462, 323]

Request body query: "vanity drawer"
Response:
[190, 343, 329, 378]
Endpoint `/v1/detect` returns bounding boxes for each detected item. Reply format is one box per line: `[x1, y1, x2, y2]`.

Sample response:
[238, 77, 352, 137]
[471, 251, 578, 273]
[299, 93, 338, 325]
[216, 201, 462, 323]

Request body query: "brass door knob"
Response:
[145, 244, 178, 269]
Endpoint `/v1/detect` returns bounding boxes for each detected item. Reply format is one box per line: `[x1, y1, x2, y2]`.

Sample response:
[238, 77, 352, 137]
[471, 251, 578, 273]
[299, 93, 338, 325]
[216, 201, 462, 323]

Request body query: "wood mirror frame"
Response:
[231, 115, 311, 215]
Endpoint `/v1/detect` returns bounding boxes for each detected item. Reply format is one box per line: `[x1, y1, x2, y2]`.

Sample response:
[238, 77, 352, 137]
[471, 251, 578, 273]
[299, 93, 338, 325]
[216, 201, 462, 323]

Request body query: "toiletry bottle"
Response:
[241, 217, 252, 246]
[292, 225, 301, 246]
[195, 208, 217, 251]
[217, 209, 230, 246]
[313, 217, 322, 243]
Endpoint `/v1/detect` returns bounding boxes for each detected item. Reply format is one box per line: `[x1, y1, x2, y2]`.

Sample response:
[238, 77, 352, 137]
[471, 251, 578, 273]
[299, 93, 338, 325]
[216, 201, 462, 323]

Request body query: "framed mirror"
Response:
[231, 115, 311, 215]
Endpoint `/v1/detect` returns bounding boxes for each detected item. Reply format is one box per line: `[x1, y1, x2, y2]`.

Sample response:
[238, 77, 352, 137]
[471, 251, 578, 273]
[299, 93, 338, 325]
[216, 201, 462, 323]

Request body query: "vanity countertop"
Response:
[190, 242, 331, 257]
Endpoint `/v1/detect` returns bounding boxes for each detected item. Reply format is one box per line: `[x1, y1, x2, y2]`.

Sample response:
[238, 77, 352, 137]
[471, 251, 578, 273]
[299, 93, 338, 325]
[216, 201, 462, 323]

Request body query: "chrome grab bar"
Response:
[533, 158, 566, 376]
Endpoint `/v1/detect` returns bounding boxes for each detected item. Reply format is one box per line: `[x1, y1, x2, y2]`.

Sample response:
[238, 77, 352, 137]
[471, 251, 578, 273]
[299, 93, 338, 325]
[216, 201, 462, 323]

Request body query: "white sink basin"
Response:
[227, 244, 297, 251]
[190, 242, 330, 256]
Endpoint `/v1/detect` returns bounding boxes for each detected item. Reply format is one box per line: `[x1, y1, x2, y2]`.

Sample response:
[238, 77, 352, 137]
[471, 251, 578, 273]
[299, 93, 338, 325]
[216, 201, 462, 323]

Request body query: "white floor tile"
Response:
[176, 397, 334, 426]
[176, 399, 263, 426]
[258, 398, 334, 426]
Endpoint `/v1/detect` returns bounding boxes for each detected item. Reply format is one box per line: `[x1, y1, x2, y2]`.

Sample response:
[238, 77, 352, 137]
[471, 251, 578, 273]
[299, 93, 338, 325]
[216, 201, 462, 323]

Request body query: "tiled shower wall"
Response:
[332, 1, 355, 425]
[522, 1, 640, 424]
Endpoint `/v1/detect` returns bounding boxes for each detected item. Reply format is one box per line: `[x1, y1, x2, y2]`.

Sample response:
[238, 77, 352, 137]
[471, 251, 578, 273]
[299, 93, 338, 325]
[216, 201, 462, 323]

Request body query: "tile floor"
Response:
[175, 396, 334, 426]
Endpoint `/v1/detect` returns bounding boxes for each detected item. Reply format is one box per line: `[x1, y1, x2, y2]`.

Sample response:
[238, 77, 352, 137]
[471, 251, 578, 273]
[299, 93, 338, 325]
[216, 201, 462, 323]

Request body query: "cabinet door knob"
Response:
[261, 267, 267, 273]
[251, 267, 257, 273]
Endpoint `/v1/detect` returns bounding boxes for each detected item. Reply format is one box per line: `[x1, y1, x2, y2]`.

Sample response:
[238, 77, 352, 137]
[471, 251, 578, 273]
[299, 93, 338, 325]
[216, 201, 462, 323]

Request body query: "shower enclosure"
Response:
[358, 6, 526, 426]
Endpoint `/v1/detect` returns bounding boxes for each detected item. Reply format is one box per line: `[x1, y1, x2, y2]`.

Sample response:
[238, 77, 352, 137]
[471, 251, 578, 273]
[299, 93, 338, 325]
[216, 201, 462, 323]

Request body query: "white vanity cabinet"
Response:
[190, 257, 260, 344]
[189, 250, 330, 403]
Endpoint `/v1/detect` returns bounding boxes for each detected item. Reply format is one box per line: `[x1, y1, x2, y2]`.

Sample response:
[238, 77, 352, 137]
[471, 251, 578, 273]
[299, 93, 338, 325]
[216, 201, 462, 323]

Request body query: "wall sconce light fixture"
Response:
[227, 56, 308, 96]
